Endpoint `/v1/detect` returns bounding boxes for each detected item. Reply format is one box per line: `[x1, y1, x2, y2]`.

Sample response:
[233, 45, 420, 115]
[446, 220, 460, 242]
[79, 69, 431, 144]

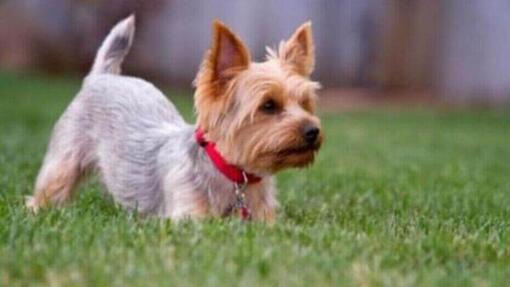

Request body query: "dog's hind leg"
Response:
[27, 154, 82, 211]
[26, 110, 92, 211]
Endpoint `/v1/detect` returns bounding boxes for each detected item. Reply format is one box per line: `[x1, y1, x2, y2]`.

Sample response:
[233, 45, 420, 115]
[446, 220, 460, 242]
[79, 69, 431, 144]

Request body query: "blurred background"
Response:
[1, 0, 510, 107]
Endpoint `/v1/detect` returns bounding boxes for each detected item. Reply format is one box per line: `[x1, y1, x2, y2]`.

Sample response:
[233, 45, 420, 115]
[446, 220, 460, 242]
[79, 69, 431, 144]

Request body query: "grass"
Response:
[1, 71, 510, 286]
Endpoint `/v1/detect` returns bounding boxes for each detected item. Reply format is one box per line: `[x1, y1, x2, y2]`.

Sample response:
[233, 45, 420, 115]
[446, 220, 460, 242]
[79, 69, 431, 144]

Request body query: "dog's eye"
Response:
[300, 98, 313, 112]
[260, 99, 278, 114]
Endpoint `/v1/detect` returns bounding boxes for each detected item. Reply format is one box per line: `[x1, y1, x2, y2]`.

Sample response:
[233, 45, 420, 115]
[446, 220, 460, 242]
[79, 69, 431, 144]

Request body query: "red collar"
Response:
[195, 128, 262, 185]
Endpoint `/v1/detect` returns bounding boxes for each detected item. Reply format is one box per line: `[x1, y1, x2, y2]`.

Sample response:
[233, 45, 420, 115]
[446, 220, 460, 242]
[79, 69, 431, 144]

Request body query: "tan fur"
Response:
[245, 183, 277, 223]
[27, 155, 82, 210]
[195, 21, 251, 132]
[274, 21, 315, 76]
[195, 20, 323, 176]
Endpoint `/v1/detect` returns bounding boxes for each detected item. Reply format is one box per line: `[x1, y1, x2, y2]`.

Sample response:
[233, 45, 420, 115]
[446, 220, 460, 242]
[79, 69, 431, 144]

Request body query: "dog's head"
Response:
[194, 21, 322, 174]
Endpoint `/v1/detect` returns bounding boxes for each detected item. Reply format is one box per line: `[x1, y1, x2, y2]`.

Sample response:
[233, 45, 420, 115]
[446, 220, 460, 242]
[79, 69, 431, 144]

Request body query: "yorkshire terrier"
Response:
[26, 15, 323, 222]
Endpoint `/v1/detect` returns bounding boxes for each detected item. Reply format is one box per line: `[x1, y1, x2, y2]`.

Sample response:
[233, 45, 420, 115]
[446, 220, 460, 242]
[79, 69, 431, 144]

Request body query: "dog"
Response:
[26, 15, 323, 222]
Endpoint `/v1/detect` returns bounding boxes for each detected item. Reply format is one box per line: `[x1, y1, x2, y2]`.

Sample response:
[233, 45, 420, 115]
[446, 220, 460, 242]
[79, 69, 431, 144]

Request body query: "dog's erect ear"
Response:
[194, 21, 251, 132]
[281, 21, 315, 76]
[209, 21, 250, 82]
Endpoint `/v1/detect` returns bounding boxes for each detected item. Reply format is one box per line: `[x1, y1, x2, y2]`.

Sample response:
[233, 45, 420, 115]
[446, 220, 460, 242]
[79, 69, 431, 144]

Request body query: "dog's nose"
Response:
[302, 124, 320, 144]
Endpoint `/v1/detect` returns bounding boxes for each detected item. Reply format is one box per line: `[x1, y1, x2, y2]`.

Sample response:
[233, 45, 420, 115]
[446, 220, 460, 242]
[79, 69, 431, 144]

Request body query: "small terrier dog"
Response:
[26, 15, 323, 222]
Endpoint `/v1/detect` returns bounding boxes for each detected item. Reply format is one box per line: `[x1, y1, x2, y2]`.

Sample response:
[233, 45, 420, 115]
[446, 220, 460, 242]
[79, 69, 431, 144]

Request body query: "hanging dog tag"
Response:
[234, 172, 252, 221]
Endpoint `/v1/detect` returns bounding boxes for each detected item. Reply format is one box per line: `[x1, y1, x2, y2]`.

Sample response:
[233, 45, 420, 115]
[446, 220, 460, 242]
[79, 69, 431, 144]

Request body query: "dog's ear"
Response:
[208, 21, 250, 83]
[194, 21, 251, 131]
[281, 21, 315, 76]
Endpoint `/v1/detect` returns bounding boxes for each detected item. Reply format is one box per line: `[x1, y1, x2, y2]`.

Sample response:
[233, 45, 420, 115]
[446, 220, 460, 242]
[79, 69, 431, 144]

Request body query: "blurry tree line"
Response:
[1, 0, 510, 104]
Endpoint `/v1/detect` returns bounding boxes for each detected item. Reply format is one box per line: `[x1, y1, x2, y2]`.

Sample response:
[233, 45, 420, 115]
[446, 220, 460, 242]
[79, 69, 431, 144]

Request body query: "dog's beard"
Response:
[223, 128, 322, 174]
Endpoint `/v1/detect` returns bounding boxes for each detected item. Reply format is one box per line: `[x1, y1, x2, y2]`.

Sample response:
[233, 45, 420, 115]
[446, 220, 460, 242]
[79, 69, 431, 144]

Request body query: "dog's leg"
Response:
[26, 151, 83, 211]
[246, 184, 278, 223]
[27, 108, 92, 211]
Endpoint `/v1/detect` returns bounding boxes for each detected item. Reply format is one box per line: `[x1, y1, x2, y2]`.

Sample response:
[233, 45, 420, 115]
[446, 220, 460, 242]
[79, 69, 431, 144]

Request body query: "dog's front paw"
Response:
[25, 195, 40, 213]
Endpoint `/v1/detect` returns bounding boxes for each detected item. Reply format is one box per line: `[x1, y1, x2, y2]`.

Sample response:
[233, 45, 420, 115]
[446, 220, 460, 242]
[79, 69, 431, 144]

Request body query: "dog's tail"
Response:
[90, 15, 135, 75]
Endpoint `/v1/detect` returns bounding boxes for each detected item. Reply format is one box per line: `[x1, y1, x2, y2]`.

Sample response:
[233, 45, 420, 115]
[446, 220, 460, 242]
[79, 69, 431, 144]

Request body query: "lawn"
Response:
[1, 71, 510, 286]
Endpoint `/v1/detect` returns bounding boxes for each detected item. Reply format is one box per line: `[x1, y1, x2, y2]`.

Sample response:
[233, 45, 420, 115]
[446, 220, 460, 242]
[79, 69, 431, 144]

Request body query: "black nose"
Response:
[302, 124, 320, 144]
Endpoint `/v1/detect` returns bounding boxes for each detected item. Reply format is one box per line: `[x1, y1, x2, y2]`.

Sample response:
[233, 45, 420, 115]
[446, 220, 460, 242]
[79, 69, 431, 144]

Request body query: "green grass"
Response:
[1, 71, 510, 286]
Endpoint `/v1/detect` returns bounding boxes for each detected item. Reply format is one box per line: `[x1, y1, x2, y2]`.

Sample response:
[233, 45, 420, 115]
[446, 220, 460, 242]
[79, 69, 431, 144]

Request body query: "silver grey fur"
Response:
[29, 16, 277, 220]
